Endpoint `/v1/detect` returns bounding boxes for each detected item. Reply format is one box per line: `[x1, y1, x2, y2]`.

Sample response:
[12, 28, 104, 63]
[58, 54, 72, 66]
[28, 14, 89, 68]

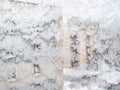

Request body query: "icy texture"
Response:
[61, 0, 120, 90]
[0, 0, 63, 90]
[0, 0, 120, 90]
